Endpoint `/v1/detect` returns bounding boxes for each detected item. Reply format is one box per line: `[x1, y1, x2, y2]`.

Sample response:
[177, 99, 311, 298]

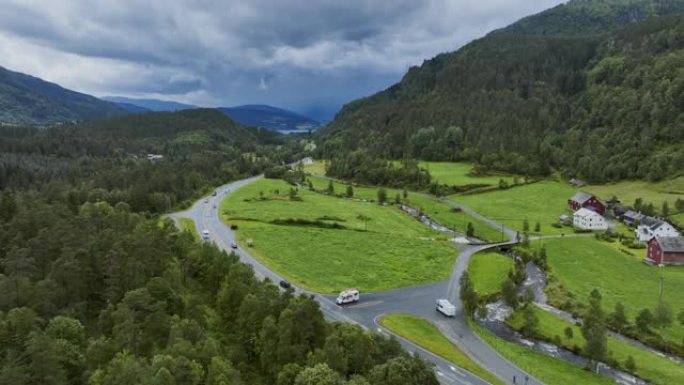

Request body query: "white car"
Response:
[230, 241, 238, 250]
[201, 230, 210, 240]
[336, 289, 360, 305]
[436, 299, 456, 317]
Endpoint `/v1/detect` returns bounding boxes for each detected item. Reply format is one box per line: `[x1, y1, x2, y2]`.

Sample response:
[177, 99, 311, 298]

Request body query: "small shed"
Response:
[559, 214, 571, 225]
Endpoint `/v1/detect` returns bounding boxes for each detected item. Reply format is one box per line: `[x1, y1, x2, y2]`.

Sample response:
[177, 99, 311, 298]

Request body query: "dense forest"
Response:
[0, 110, 438, 385]
[321, 0, 684, 183]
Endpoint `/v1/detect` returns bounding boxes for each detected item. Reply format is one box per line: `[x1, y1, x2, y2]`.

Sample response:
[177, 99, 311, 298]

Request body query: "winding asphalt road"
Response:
[170, 175, 543, 385]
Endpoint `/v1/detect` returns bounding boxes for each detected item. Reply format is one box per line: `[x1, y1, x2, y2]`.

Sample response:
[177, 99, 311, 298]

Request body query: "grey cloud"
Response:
[0, 0, 566, 119]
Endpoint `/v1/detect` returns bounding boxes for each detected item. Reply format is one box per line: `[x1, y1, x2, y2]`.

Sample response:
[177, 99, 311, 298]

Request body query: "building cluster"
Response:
[566, 190, 684, 266]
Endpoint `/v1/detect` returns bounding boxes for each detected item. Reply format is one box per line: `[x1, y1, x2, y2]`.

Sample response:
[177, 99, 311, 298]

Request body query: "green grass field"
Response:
[222, 178, 457, 293]
[670, 212, 684, 226]
[537, 237, 684, 343]
[419, 161, 517, 187]
[453, 180, 578, 235]
[507, 305, 684, 385]
[178, 217, 199, 241]
[468, 252, 514, 298]
[470, 321, 613, 385]
[379, 314, 503, 385]
[307, 175, 504, 242]
[584, 177, 684, 216]
[302, 159, 327, 176]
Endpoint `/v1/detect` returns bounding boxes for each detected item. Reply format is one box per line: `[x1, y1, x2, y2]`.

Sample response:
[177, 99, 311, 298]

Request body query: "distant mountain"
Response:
[102, 96, 197, 112]
[114, 102, 151, 114]
[0, 65, 124, 125]
[219, 105, 321, 132]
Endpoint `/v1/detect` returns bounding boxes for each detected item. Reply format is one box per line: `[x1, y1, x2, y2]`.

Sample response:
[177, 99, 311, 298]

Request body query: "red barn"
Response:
[646, 236, 684, 265]
[568, 192, 605, 216]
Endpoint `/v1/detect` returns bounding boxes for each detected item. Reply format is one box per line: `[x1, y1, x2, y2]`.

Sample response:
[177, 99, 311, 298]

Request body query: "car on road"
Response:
[212, 191, 217, 196]
[336, 288, 360, 305]
[204, 199, 209, 203]
[279, 280, 292, 289]
[230, 241, 238, 249]
[436, 299, 456, 317]
[201, 230, 210, 240]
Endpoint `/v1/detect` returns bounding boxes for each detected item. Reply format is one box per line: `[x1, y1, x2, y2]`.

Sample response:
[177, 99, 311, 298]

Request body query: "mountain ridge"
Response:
[0, 65, 125, 125]
[321, 0, 684, 183]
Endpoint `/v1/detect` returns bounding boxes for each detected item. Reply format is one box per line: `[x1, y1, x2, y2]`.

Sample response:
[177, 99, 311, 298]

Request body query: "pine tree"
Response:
[608, 302, 628, 332]
[501, 276, 518, 309]
[377, 188, 387, 204]
[346, 185, 354, 198]
[636, 308, 653, 333]
[459, 272, 478, 317]
[581, 289, 607, 371]
[521, 306, 539, 337]
[466, 222, 475, 237]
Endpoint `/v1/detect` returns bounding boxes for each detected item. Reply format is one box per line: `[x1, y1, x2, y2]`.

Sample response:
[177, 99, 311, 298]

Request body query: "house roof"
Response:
[573, 208, 602, 219]
[622, 210, 642, 220]
[656, 236, 684, 253]
[570, 191, 594, 204]
[639, 216, 666, 230]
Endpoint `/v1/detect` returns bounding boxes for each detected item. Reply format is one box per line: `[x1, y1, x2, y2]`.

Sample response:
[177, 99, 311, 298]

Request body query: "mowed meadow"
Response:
[453, 180, 577, 235]
[221, 178, 457, 293]
[536, 237, 684, 343]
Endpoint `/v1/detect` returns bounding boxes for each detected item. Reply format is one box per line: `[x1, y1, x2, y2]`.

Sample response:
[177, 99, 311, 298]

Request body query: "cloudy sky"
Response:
[0, 0, 565, 121]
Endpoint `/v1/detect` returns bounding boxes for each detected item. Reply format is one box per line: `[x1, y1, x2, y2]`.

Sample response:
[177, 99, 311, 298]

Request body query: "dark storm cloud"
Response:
[0, 0, 566, 119]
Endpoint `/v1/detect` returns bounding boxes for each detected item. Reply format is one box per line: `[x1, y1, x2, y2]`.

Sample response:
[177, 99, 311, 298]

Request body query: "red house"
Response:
[646, 236, 684, 265]
[568, 191, 605, 216]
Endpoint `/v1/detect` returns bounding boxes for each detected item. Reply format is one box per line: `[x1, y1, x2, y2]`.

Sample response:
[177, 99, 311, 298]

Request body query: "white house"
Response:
[573, 208, 608, 231]
[300, 157, 314, 166]
[635, 217, 680, 242]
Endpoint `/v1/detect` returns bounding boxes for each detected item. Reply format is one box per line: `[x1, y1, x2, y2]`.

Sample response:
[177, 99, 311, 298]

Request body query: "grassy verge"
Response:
[470, 321, 613, 385]
[222, 178, 456, 293]
[453, 180, 579, 236]
[178, 217, 199, 241]
[468, 252, 514, 299]
[507, 305, 684, 385]
[535, 237, 684, 343]
[379, 314, 503, 385]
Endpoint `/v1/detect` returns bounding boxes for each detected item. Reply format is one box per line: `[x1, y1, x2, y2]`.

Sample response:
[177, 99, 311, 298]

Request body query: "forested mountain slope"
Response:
[0, 66, 124, 125]
[0, 110, 438, 384]
[322, 0, 684, 182]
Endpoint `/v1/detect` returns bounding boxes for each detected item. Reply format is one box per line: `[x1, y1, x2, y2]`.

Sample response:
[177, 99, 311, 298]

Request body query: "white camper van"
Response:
[336, 289, 360, 305]
[436, 299, 456, 317]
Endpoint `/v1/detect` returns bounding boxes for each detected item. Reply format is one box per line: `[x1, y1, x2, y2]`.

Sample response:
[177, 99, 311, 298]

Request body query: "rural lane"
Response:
[170, 175, 542, 385]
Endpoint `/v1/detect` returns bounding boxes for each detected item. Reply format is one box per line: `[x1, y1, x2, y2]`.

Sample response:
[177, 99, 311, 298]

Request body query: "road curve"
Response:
[170, 175, 542, 385]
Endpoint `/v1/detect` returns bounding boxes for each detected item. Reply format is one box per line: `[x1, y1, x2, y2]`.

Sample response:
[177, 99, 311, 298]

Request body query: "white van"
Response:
[201, 230, 210, 240]
[336, 289, 360, 305]
[436, 299, 456, 317]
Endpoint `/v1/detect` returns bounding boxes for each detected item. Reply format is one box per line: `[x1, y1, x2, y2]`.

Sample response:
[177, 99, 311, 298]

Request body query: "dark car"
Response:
[279, 280, 292, 289]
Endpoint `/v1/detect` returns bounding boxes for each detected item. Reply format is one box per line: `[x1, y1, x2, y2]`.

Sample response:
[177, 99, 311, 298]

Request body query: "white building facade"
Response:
[635, 218, 680, 242]
[573, 208, 608, 231]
